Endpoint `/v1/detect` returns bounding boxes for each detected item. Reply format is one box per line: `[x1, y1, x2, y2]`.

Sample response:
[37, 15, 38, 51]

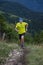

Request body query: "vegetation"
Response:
[0, 13, 43, 44]
[0, 42, 43, 65]
[0, 42, 19, 65]
[26, 44, 43, 65]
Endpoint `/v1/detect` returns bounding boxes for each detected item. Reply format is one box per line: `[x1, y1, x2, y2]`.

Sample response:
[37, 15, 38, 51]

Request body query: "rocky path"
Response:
[5, 47, 29, 65]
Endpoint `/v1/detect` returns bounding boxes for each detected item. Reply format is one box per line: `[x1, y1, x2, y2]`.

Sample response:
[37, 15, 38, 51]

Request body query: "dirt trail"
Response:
[5, 47, 30, 65]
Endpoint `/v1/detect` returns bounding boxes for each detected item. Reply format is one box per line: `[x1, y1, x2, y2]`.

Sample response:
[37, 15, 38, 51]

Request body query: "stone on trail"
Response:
[5, 49, 24, 65]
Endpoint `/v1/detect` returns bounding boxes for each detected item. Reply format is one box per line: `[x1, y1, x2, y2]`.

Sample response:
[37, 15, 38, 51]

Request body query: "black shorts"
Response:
[19, 33, 25, 39]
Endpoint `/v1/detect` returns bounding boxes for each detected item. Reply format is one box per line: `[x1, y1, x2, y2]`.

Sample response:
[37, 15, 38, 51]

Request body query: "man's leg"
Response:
[20, 35, 25, 48]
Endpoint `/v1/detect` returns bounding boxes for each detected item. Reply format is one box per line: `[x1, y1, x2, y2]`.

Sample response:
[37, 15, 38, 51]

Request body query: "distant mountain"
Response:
[0, 1, 43, 32]
[0, 0, 43, 12]
[0, 1, 32, 18]
[0, 1, 43, 17]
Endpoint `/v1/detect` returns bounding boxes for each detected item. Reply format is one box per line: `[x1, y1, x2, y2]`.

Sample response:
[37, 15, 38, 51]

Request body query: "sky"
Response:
[1, 0, 43, 12]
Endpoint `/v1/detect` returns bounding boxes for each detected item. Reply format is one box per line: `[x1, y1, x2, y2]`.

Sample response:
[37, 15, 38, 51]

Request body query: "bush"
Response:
[5, 23, 18, 42]
[25, 33, 33, 44]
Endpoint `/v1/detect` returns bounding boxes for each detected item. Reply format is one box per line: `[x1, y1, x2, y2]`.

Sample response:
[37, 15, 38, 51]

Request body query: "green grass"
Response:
[26, 44, 43, 65]
[0, 42, 43, 65]
[0, 41, 19, 65]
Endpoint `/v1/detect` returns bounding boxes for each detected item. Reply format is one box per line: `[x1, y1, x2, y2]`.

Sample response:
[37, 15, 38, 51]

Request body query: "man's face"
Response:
[19, 20, 23, 23]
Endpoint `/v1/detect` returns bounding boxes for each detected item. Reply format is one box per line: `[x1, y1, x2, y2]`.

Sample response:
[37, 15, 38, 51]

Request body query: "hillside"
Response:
[0, 42, 43, 65]
[0, 0, 43, 12]
[0, 1, 43, 32]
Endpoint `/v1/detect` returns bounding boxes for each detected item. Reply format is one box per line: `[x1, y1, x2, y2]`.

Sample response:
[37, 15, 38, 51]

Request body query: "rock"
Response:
[5, 49, 24, 65]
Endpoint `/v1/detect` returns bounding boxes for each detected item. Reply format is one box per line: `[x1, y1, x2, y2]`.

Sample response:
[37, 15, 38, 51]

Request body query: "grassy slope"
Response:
[0, 42, 43, 65]
[0, 41, 19, 64]
[26, 44, 43, 65]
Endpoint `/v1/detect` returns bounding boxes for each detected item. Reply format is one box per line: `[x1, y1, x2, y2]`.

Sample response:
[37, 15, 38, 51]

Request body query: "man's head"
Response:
[19, 17, 23, 23]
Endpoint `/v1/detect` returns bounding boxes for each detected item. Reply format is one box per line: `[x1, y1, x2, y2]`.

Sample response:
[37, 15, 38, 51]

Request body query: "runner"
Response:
[15, 18, 28, 48]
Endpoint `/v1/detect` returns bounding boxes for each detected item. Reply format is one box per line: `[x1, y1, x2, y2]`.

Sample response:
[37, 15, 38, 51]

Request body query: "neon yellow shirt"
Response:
[16, 22, 28, 34]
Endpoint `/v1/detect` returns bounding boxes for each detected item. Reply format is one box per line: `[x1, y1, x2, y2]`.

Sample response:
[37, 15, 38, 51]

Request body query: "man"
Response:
[15, 18, 28, 48]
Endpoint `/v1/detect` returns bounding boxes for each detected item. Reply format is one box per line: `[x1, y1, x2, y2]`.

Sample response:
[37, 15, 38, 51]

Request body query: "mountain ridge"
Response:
[0, 0, 43, 12]
[0, 1, 43, 31]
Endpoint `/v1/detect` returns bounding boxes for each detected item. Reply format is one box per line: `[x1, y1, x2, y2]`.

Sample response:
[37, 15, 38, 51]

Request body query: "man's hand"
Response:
[15, 28, 19, 32]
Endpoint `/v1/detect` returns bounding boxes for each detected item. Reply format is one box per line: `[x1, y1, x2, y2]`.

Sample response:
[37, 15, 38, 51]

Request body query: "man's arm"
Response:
[15, 27, 19, 32]
[15, 23, 19, 32]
